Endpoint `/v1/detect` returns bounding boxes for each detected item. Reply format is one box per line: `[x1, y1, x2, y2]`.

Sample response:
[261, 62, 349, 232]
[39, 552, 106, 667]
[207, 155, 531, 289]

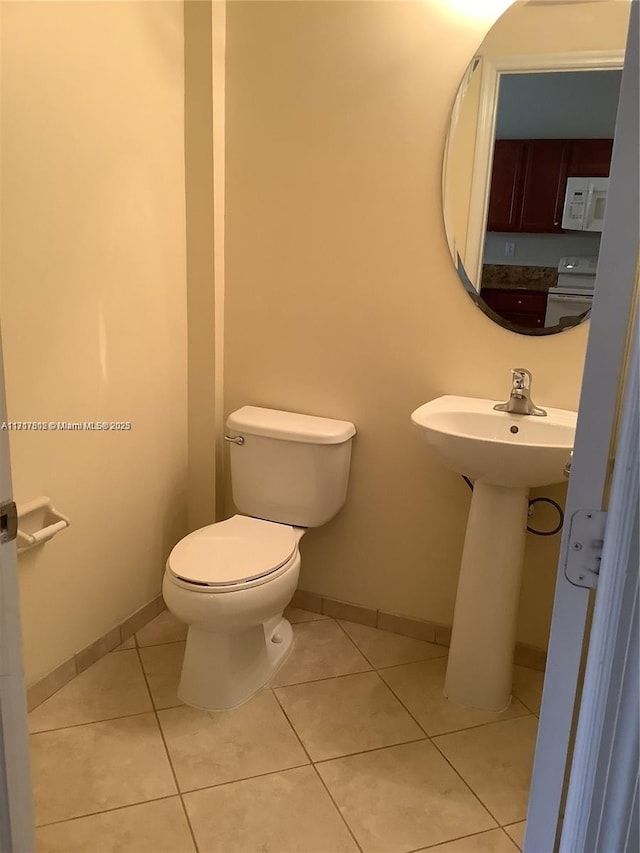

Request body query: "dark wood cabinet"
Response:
[481, 288, 548, 329]
[486, 138, 613, 233]
[486, 141, 526, 232]
[568, 139, 613, 177]
[519, 140, 569, 233]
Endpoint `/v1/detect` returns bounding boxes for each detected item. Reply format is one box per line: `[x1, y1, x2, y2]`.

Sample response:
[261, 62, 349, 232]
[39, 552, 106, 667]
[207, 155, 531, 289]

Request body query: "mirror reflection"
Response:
[443, 0, 631, 335]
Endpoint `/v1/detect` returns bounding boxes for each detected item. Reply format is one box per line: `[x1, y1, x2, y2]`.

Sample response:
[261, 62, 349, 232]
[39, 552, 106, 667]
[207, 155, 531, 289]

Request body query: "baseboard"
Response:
[290, 589, 547, 672]
[26, 594, 165, 712]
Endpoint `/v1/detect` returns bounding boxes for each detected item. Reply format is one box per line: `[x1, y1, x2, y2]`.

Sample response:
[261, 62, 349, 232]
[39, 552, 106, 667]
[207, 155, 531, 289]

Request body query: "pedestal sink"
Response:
[411, 395, 576, 711]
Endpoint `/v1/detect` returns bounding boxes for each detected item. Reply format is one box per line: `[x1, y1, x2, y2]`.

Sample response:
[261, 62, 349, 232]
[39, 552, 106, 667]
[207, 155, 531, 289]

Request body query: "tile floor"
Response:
[30, 607, 543, 853]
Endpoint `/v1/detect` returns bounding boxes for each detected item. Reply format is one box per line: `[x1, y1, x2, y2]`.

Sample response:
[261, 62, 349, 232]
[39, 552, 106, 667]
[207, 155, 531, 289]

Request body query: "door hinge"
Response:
[564, 508, 607, 589]
[0, 500, 18, 544]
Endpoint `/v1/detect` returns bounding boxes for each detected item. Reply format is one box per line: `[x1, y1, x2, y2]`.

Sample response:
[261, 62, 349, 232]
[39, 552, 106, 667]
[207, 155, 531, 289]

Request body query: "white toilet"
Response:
[162, 406, 356, 711]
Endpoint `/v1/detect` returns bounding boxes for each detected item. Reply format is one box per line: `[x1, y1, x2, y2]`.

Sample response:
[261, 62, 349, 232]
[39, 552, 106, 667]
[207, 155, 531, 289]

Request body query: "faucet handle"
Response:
[512, 368, 531, 389]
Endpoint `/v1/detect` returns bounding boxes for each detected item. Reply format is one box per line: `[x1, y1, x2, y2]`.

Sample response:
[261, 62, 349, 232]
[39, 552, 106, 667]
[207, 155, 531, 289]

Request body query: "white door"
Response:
[0, 327, 35, 851]
[524, 2, 639, 850]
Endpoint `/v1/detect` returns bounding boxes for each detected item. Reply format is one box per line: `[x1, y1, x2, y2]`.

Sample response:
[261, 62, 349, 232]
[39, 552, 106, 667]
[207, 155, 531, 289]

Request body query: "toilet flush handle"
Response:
[224, 434, 245, 445]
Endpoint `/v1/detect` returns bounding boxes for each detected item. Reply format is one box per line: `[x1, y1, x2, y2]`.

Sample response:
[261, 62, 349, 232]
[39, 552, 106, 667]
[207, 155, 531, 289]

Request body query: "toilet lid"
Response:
[167, 515, 298, 586]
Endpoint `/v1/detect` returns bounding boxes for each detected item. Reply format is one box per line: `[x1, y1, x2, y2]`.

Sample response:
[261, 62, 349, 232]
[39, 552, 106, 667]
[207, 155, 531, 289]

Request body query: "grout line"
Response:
[178, 758, 312, 796]
[382, 686, 535, 740]
[311, 735, 432, 768]
[135, 638, 187, 651]
[35, 794, 183, 830]
[513, 696, 539, 715]
[310, 765, 364, 853]
[503, 822, 525, 851]
[428, 711, 538, 742]
[273, 667, 374, 691]
[268, 688, 313, 764]
[403, 826, 516, 852]
[135, 638, 186, 652]
[334, 617, 449, 670]
[270, 687, 364, 853]
[29, 709, 155, 736]
[370, 662, 511, 828]
[373, 661, 439, 740]
[428, 735, 506, 829]
[500, 825, 524, 852]
[332, 619, 379, 670]
[377, 666, 541, 739]
[373, 653, 449, 675]
[404, 711, 534, 741]
[283, 620, 539, 741]
[134, 642, 200, 853]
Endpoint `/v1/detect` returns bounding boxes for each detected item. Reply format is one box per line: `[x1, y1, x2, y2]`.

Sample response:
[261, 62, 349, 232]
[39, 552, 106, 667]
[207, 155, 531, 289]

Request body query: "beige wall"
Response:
[1, 1, 188, 683]
[482, 0, 630, 56]
[222, 0, 609, 650]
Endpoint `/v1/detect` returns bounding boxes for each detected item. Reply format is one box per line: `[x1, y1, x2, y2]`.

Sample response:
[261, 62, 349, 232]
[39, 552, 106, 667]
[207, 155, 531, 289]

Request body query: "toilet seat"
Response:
[166, 515, 298, 588]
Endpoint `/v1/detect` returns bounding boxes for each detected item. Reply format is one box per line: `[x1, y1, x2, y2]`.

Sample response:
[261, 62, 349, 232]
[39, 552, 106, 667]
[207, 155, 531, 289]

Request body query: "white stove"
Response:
[546, 255, 597, 326]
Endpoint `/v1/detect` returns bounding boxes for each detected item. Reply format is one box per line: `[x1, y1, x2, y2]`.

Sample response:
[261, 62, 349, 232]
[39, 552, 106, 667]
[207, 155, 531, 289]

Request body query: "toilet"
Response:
[162, 405, 356, 711]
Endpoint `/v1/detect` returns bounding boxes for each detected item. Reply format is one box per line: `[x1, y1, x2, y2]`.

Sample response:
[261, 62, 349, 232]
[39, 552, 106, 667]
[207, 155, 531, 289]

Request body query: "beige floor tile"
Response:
[419, 828, 519, 852]
[512, 667, 544, 714]
[136, 610, 187, 647]
[28, 651, 152, 733]
[114, 637, 136, 651]
[184, 765, 358, 852]
[30, 713, 176, 825]
[270, 619, 371, 687]
[275, 671, 424, 761]
[339, 620, 447, 668]
[139, 642, 185, 709]
[158, 689, 308, 791]
[380, 658, 528, 736]
[36, 797, 195, 852]
[317, 740, 495, 853]
[284, 605, 329, 623]
[504, 821, 526, 850]
[433, 716, 538, 825]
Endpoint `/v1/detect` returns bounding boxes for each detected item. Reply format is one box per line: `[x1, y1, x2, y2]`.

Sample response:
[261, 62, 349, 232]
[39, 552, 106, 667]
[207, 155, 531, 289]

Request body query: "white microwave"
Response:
[562, 177, 609, 232]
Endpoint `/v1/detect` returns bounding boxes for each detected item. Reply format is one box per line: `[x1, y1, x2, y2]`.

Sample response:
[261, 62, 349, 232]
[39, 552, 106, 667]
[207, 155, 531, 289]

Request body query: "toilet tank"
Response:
[225, 406, 356, 527]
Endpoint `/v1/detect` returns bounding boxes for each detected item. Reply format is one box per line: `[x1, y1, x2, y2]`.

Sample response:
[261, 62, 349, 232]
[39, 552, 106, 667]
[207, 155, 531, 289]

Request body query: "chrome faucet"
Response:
[493, 368, 547, 416]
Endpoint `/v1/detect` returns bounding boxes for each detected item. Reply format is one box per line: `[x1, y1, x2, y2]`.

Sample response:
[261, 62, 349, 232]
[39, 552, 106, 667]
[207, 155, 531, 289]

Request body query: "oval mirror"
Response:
[443, 0, 631, 335]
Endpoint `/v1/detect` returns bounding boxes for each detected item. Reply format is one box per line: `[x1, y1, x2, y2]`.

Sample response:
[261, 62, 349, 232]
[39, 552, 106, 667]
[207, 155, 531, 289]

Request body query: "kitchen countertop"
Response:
[481, 264, 558, 292]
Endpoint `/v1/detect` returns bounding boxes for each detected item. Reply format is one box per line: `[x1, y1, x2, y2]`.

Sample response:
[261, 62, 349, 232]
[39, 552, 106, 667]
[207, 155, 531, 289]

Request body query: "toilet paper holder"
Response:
[16, 496, 70, 554]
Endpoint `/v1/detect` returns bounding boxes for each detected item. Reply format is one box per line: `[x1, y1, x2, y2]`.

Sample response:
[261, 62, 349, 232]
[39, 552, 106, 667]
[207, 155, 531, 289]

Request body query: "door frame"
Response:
[524, 3, 639, 849]
[464, 49, 625, 290]
[0, 326, 35, 852]
[560, 324, 638, 851]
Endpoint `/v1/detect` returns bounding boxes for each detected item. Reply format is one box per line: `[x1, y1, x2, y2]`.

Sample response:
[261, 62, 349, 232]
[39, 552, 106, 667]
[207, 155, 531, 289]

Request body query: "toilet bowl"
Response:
[163, 515, 304, 710]
[163, 405, 356, 711]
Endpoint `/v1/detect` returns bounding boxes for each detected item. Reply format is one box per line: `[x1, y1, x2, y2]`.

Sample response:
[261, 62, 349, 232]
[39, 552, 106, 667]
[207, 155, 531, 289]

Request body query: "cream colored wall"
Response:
[1, 1, 188, 683]
[223, 0, 603, 651]
[482, 0, 630, 56]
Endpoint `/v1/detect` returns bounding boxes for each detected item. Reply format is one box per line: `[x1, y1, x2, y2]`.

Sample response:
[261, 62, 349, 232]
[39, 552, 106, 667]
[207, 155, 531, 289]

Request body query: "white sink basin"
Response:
[411, 395, 577, 488]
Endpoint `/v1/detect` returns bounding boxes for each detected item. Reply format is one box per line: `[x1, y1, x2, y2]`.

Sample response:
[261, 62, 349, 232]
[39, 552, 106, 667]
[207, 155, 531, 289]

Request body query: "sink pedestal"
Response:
[444, 481, 529, 712]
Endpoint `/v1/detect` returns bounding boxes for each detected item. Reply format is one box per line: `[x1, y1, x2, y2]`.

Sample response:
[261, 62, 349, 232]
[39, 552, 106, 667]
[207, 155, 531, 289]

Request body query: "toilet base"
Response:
[177, 617, 294, 711]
